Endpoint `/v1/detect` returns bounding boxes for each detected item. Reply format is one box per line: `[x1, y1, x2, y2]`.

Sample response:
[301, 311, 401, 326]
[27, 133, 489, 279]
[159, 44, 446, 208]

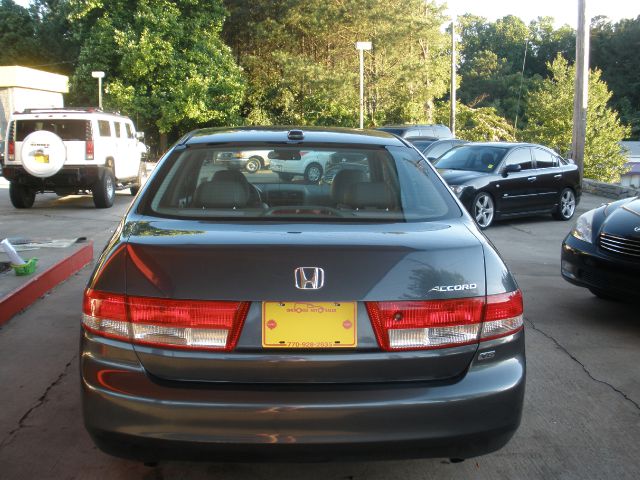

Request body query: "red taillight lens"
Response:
[86, 140, 94, 160]
[366, 291, 523, 351]
[8, 141, 15, 161]
[480, 290, 524, 341]
[82, 290, 129, 341]
[82, 289, 249, 351]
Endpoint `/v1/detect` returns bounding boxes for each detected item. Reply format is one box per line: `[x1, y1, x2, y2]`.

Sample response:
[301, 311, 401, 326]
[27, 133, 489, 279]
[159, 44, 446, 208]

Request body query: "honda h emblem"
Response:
[294, 267, 325, 290]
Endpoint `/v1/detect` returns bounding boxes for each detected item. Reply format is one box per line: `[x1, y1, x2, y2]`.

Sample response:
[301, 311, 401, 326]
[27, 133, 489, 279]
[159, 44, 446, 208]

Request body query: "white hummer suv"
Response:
[2, 107, 147, 208]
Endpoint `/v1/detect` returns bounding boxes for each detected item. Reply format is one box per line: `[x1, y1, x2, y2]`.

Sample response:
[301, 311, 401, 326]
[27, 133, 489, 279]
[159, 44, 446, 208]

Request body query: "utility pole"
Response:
[450, 16, 456, 136]
[356, 42, 372, 129]
[571, 0, 589, 179]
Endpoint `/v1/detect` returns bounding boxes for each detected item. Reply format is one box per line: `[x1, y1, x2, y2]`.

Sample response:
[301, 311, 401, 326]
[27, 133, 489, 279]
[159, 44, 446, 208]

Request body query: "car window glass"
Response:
[98, 120, 111, 137]
[533, 148, 557, 168]
[145, 145, 459, 222]
[114, 122, 122, 138]
[426, 142, 453, 159]
[14, 119, 89, 141]
[125, 123, 134, 139]
[409, 140, 435, 151]
[504, 148, 533, 170]
[435, 146, 507, 173]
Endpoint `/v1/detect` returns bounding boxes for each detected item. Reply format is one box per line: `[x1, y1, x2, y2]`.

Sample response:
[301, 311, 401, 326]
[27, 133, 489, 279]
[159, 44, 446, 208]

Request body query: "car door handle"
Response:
[554, 174, 562, 179]
[527, 176, 537, 182]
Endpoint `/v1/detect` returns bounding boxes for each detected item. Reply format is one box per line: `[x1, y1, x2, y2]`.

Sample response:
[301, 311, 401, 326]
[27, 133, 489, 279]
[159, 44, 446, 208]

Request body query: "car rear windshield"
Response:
[14, 119, 89, 141]
[142, 144, 460, 222]
[434, 145, 508, 173]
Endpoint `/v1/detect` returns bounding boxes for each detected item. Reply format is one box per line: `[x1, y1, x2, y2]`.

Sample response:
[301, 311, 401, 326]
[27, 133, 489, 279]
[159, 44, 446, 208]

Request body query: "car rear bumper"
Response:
[81, 331, 525, 462]
[2, 165, 103, 190]
[561, 235, 640, 296]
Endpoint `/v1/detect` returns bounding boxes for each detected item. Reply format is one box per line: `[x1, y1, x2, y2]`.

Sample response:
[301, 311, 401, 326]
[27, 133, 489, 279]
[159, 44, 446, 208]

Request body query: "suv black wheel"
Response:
[93, 168, 116, 208]
[9, 182, 35, 209]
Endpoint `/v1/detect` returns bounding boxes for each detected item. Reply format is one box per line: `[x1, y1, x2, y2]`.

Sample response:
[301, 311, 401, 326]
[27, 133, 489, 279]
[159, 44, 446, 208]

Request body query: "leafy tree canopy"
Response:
[0, 0, 39, 65]
[523, 55, 631, 182]
[67, 0, 245, 147]
[434, 102, 515, 142]
[223, 0, 450, 127]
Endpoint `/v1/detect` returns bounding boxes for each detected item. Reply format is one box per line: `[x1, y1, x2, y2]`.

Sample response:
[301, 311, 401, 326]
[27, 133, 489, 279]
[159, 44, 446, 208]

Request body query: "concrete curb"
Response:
[583, 179, 640, 199]
[0, 241, 93, 326]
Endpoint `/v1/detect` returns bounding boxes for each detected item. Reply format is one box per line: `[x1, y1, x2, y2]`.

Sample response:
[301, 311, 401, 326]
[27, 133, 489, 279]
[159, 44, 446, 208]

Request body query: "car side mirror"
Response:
[427, 156, 437, 163]
[136, 131, 145, 140]
[502, 164, 521, 177]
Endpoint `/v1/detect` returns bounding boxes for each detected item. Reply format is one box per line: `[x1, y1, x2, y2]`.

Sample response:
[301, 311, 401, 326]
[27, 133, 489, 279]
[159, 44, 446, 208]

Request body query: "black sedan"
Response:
[561, 196, 640, 300]
[434, 142, 581, 228]
[81, 127, 525, 462]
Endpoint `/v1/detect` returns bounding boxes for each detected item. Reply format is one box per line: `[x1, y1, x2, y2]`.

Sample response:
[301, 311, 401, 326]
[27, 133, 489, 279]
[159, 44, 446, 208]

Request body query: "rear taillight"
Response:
[8, 141, 15, 161]
[86, 140, 94, 160]
[366, 290, 523, 351]
[480, 290, 524, 341]
[82, 289, 250, 351]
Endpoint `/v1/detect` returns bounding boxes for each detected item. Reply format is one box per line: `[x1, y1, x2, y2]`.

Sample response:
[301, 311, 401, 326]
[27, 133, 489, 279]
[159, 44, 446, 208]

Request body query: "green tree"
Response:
[434, 102, 515, 142]
[523, 55, 630, 182]
[223, 0, 450, 127]
[29, 0, 79, 75]
[591, 15, 640, 138]
[0, 0, 39, 65]
[457, 14, 574, 126]
[68, 0, 245, 149]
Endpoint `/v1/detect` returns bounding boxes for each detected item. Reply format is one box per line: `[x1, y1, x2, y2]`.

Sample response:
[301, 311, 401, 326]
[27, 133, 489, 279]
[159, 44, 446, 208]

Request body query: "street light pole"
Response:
[91, 71, 105, 110]
[356, 41, 372, 129]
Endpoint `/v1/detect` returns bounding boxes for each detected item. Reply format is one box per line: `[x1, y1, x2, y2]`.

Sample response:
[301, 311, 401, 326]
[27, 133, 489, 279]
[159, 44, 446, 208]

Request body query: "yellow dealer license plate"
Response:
[262, 302, 357, 348]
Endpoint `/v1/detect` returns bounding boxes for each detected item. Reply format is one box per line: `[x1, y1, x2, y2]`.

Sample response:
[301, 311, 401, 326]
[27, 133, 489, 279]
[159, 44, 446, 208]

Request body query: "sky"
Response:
[12, 0, 640, 29]
[443, 0, 639, 28]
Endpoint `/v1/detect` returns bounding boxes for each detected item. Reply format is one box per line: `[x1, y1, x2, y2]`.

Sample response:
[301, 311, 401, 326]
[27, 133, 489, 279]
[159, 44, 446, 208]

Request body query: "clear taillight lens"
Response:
[366, 291, 523, 351]
[480, 290, 524, 341]
[82, 289, 249, 351]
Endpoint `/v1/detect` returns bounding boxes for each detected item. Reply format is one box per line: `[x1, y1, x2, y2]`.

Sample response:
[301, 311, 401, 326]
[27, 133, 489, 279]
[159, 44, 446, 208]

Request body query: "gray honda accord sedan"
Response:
[81, 127, 525, 462]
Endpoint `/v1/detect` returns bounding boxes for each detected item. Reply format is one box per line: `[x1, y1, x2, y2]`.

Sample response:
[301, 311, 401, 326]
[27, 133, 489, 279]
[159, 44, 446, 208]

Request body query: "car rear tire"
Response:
[553, 188, 576, 221]
[473, 192, 495, 229]
[304, 163, 323, 183]
[93, 168, 116, 208]
[245, 157, 261, 173]
[9, 182, 35, 209]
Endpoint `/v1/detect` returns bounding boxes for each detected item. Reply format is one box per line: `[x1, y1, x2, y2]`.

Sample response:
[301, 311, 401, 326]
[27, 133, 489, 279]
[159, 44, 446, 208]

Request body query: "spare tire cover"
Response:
[20, 130, 67, 178]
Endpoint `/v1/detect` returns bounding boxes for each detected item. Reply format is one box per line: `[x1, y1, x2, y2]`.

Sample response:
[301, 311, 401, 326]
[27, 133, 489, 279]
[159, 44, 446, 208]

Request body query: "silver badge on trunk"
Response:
[294, 267, 325, 290]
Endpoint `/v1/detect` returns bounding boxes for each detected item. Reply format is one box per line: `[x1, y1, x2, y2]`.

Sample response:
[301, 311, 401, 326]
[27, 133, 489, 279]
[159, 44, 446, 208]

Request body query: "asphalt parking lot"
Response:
[0, 184, 638, 479]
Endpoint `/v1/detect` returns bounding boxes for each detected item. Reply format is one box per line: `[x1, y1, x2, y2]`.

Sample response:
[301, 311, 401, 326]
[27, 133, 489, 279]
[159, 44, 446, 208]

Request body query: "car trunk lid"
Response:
[124, 218, 486, 384]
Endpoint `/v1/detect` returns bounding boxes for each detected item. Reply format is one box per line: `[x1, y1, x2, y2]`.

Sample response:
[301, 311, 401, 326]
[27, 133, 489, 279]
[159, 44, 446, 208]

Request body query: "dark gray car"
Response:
[81, 127, 525, 462]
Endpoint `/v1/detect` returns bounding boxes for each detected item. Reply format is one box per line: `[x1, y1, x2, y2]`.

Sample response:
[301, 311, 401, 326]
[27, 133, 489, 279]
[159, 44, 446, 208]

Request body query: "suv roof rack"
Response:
[16, 107, 121, 115]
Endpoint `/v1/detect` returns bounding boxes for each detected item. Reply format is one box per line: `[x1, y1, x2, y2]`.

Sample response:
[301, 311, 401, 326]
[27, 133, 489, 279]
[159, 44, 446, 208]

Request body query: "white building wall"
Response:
[0, 66, 68, 139]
